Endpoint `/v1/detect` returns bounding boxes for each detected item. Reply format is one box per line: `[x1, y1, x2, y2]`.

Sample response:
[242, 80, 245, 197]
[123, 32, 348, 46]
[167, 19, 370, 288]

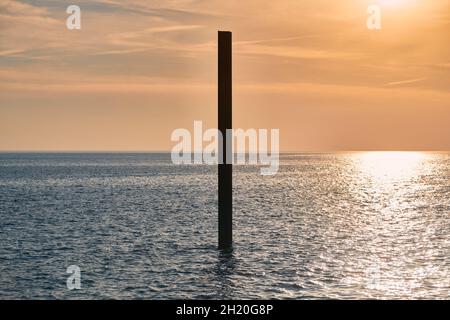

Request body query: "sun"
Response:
[378, 0, 416, 8]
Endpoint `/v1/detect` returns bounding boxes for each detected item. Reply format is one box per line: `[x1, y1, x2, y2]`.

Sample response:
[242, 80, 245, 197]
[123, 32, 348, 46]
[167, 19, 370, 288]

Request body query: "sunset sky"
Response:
[0, 0, 449, 151]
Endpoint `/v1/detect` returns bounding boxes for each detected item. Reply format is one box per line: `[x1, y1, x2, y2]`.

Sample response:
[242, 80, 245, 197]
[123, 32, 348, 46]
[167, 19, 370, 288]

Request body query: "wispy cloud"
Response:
[0, 0, 48, 16]
[0, 0, 58, 24]
[385, 77, 428, 87]
[106, 25, 203, 46]
[236, 43, 354, 60]
[0, 49, 26, 57]
[1, 0, 448, 88]
[93, 24, 204, 55]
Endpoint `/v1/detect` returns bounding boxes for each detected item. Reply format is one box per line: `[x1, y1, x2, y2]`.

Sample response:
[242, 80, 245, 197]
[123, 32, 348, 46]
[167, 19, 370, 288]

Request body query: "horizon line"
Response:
[0, 150, 449, 154]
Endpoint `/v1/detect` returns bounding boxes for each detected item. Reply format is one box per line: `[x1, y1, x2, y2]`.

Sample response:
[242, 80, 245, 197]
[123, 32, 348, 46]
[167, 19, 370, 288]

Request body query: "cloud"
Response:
[385, 77, 428, 87]
[93, 0, 218, 20]
[0, 0, 48, 16]
[91, 24, 204, 55]
[236, 43, 354, 60]
[0, 49, 26, 56]
[0, 0, 62, 59]
[1, 0, 448, 91]
[0, 0, 58, 24]
[106, 25, 203, 46]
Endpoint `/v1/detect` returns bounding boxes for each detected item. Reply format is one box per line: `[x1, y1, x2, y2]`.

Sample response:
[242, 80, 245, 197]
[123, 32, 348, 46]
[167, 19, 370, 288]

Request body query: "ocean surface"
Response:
[0, 152, 449, 299]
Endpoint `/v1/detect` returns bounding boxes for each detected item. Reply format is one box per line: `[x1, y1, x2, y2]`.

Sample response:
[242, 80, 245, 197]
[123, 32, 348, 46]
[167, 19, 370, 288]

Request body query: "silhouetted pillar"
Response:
[218, 31, 232, 250]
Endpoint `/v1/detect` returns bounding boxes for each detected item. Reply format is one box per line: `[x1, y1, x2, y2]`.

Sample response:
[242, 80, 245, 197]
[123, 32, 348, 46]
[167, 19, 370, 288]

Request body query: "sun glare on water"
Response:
[345, 151, 447, 298]
[353, 151, 427, 183]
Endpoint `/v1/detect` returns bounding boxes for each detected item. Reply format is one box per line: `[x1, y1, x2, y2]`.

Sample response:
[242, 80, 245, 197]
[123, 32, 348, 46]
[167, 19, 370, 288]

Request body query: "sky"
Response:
[0, 0, 449, 151]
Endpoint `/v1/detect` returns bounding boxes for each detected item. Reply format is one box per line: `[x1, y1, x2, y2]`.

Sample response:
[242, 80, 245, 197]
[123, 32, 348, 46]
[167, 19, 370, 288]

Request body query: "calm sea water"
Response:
[0, 152, 449, 299]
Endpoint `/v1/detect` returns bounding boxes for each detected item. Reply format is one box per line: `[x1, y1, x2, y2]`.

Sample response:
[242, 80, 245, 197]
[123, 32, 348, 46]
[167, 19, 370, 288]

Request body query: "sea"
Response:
[0, 152, 449, 299]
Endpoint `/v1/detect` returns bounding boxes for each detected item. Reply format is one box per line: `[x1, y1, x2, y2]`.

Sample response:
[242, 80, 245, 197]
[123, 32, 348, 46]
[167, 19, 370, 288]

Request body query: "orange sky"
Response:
[0, 0, 449, 151]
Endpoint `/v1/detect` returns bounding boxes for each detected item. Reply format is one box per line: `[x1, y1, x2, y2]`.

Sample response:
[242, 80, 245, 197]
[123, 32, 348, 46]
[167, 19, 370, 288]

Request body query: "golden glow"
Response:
[0, 0, 448, 151]
[378, 0, 416, 8]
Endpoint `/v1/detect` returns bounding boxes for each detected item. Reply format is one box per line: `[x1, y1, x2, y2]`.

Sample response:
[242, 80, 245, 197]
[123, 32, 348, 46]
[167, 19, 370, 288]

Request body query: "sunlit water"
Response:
[0, 152, 448, 299]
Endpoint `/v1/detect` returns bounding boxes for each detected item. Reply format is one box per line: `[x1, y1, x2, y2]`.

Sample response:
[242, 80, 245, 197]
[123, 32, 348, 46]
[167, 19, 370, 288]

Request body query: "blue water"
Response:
[0, 152, 449, 299]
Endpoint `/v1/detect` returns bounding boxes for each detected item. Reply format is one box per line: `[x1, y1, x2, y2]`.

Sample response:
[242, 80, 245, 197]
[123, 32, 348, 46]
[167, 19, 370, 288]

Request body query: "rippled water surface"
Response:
[0, 152, 449, 299]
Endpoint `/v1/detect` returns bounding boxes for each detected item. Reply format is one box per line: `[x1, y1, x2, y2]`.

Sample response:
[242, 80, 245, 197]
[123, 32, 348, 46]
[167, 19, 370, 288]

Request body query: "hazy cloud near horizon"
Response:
[0, 0, 449, 151]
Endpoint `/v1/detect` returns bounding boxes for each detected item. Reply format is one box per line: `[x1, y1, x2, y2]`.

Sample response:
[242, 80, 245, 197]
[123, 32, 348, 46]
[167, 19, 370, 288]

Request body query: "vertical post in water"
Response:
[218, 31, 232, 250]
